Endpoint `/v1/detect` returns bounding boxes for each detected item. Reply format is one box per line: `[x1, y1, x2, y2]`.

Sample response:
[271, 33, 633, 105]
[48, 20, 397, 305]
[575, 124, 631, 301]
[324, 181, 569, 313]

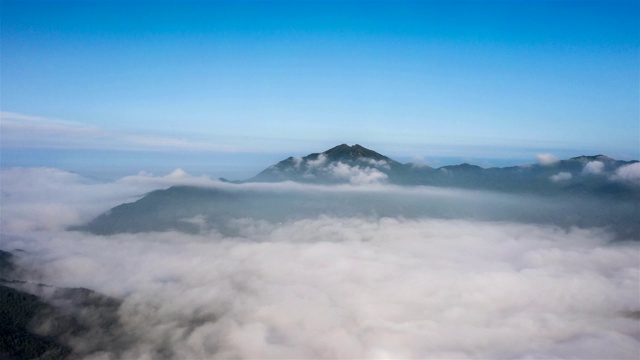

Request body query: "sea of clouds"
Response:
[1, 167, 638, 359]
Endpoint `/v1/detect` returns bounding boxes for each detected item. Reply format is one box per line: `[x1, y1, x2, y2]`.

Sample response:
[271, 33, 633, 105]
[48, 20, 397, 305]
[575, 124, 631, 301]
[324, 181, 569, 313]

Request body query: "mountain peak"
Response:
[322, 143, 390, 162]
[247, 144, 399, 183]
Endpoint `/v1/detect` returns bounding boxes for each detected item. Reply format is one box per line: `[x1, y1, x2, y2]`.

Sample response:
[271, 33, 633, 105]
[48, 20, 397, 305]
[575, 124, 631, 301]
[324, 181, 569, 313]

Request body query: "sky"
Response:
[1, 0, 639, 179]
[1, 3, 639, 357]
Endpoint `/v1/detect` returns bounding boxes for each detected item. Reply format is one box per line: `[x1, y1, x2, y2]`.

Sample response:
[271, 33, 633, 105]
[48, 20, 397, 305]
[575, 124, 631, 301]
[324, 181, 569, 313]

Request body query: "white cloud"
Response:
[583, 161, 605, 175]
[292, 157, 303, 169]
[364, 158, 390, 170]
[410, 156, 436, 168]
[1, 167, 638, 359]
[0, 167, 143, 232]
[536, 153, 559, 166]
[306, 154, 327, 168]
[611, 162, 640, 183]
[327, 162, 388, 185]
[119, 168, 220, 188]
[4, 218, 638, 359]
[0, 167, 222, 232]
[300, 155, 388, 185]
[550, 171, 572, 182]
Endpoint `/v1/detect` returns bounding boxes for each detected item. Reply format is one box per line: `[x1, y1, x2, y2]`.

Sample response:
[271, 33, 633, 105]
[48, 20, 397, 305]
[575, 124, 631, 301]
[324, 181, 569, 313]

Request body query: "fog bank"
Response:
[1, 168, 638, 359]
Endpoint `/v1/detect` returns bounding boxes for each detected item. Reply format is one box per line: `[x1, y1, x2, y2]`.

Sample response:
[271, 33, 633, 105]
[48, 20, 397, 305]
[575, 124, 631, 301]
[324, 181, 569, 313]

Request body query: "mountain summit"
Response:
[249, 144, 402, 184]
[322, 144, 392, 162]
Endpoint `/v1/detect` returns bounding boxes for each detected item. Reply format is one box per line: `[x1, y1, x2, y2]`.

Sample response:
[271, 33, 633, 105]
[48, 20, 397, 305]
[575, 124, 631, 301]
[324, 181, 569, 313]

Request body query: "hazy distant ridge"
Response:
[78, 144, 639, 238]
[248, 144, 639, 196]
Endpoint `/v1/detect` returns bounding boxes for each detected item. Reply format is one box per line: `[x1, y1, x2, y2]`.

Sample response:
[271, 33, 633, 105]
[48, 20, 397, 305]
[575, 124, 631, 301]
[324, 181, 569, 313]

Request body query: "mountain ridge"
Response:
[245, 144, 638, 194]
[75, 144, 639, 239]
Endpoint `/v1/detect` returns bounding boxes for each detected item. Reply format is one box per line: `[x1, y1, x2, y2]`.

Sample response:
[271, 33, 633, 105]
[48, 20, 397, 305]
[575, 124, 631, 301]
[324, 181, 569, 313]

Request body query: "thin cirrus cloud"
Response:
[0, 111, 238, 152]
[0, 111, 106, 137]
[1, 167, 638, 359]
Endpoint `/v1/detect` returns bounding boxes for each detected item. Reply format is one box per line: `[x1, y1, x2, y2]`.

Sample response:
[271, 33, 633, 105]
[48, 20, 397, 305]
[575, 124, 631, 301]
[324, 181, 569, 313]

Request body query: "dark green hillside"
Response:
[0, 284, 70, 360]
[0, 251, 126, 360]
[322, 143, 394, 162]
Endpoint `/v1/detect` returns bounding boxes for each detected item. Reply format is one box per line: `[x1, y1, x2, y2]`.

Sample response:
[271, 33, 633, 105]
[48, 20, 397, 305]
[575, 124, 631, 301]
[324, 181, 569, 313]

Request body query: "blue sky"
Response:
[1, 0, 638, 178]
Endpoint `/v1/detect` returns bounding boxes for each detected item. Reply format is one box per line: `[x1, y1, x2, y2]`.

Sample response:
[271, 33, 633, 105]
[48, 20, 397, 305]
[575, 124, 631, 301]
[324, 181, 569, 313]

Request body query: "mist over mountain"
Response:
[78, 144, 639, 239]
[250, 144, 403, 184]
[1, 250, 126, 360]
[1, 147, 638, 359]
[249, 144, 639, 197]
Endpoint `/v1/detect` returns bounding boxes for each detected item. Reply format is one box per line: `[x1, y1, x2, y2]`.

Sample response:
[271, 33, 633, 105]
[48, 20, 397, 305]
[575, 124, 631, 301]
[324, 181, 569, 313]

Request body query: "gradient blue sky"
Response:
[1, 0, 639, 178]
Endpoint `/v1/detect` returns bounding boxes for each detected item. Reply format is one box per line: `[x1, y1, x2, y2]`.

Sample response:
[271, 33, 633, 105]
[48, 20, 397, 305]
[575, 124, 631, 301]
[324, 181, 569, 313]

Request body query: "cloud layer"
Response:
[1, 167, 638, 359]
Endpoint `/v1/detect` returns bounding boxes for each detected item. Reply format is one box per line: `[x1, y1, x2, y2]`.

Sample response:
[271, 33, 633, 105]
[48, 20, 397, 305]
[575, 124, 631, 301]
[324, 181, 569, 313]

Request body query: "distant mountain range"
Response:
[77, 144, 639, 238]
[246, 144, 638, 197]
